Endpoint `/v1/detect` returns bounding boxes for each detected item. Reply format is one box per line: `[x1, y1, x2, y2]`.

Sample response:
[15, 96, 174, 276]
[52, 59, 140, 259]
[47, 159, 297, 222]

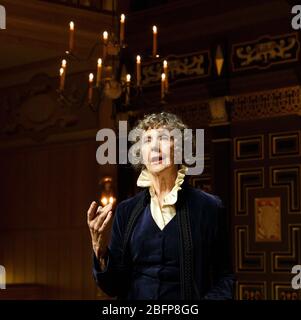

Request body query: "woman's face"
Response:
[141, 127, 176, 175]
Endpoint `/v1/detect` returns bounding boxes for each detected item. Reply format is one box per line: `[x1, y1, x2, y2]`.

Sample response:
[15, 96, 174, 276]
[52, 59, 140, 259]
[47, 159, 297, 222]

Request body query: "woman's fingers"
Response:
[94, 203, 113, 231]
[87, 201, 98, 222]
[98, 211, 113, 233]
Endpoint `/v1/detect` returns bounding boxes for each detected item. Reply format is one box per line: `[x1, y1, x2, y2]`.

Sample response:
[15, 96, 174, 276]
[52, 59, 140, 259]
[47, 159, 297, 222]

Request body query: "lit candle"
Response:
[101, 197, 108, 206]
[120, 14, 125, 44]
[88, 73, 94, 104]
[161, 73, 166, 100]
[96, 58, 102, 87]
[125, 74, 131, 105]
[109, 196, 114, 204]
[152, 25, 157, 57]
[69, 21, 75, 52]
[163, 60, 168, 93]
[59, 67, 65, 91]
[61, 59, 67, 69]
[103, 31, 108, 60]
[60, 59, 67, 91]
[136, 55, 141, 87]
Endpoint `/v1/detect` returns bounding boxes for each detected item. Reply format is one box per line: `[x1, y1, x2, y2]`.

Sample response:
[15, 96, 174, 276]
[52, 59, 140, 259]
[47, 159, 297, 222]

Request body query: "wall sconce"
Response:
[99, 176, 116, 207]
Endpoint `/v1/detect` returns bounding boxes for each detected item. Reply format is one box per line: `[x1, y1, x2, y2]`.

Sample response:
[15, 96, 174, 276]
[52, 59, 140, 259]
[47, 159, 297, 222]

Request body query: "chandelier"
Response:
[56, 13, 169, 112]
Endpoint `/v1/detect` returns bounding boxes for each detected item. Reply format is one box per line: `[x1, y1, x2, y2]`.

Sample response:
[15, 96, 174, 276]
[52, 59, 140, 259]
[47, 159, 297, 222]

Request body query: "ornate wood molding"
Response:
[231, 33, 300, 72]
[141, 51, 211, 87]
[229, 86, 301, 121]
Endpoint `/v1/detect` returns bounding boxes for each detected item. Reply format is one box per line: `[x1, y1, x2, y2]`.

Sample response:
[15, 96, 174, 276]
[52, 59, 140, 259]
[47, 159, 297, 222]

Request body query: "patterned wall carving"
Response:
[234, 169, 264, 216]
[141, 51, 211, 87]
[233, 121, 301, 299]
[231, 33, 300, 72]
[272, 282, 301, 300]
[234, 135, 264, 161]
[270, 165, 301, 214]
[189, 155, 211, 193]
[237, 282, 267, 300]
[165, 102, 210, 128]
[271, 225, 301, 273]
[269, 131, 301, 159]
[230, 86, 301, 121]
[235, 226, 266, 273]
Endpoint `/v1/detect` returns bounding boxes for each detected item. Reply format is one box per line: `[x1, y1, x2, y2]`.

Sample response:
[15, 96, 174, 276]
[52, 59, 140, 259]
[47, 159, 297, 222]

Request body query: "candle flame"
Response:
[69, 21, 74, 30]
[136, 55, 141, 63]
[161, 73, 166, 81]
[163, 60, 168, 68]
[120, 14, 125, 23]
[153, 25, 157, 34]
[61, 59, 67, 68]
[109, 196, 114, 204]
[101, 197, 108, 206]
[60, 67, 64, 76]
[89, 73, 94, 82]
[103, 31, 108, 40]
[126, 74, 131, 82]
[98, 58, 102, 66]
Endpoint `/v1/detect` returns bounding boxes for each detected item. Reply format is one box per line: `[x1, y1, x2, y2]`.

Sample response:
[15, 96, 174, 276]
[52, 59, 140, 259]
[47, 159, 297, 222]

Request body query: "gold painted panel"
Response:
[255, 197, 281, 242]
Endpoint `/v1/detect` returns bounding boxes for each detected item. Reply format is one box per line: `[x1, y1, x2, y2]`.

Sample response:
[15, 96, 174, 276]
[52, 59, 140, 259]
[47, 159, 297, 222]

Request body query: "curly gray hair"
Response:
[131, 112, 188, 171]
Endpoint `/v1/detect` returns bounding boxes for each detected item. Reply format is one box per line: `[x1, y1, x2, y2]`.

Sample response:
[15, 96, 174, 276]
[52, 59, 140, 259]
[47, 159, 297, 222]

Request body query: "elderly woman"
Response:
[87, 112, 234, 300]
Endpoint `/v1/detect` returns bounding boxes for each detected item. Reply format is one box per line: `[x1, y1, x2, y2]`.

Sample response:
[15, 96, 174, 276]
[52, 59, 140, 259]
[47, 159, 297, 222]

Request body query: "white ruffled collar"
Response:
[137, 165, 187, 205]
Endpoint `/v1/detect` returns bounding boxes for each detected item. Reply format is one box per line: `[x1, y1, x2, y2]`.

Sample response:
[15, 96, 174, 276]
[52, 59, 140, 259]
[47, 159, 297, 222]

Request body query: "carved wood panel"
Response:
[233, 111, 301, 300]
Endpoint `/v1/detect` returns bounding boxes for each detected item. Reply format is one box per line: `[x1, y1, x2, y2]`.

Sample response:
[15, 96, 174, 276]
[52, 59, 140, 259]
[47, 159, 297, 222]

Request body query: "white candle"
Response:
[152, 25, 157, 57]
[103, 31, 108, 60]
[59, 67, 65, 91]
[103, 31, 108, 42]
[136, 55, 141, 87]
[69, 21, 75, 52]
[61, 59, 67, 69]
[163, 60, 168, 92]
[161, 73, 166, 100]
[120, 14, 125, 44]
[126, 74, 131, 105]
[96, 58, 102, 87]
[60, 59, 67, 91]
[88, 73, 94, 104]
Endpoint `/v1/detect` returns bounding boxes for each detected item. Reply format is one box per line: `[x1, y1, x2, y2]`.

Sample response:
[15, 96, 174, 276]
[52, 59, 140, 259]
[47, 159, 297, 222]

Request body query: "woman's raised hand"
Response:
[87, 201, 114, 260]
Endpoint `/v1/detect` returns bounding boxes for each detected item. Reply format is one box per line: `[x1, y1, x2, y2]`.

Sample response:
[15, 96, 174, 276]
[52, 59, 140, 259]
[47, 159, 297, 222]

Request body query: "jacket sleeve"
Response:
[203, 198, 236, 300]
[92, 202, 131, 298]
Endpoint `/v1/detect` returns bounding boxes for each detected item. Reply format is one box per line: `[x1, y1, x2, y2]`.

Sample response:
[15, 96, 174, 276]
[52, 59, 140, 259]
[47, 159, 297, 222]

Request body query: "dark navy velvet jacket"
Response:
[93, 184, 235, 300]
